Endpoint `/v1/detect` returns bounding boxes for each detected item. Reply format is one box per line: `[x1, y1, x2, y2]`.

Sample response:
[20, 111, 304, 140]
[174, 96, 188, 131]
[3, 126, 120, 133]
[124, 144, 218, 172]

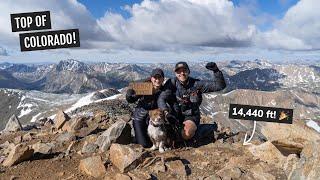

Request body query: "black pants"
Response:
[132, 107, 152, 148]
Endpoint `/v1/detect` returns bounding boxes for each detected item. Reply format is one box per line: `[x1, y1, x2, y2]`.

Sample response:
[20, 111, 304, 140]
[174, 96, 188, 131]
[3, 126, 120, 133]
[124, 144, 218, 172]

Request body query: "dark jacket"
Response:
[158, 70, 226, 117]
[126, 78, 164, 122]
[126, 79, 164, 110]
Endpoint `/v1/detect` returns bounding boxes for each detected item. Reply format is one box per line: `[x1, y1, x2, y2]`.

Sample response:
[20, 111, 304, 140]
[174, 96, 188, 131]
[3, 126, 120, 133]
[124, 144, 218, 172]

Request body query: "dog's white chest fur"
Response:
[147, 124, 166, 141]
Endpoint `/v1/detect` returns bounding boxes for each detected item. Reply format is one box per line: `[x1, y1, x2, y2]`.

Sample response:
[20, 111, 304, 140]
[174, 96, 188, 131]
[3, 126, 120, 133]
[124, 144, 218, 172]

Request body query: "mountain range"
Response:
[0, 59, 319, 134]
[0, 59, 319, 94]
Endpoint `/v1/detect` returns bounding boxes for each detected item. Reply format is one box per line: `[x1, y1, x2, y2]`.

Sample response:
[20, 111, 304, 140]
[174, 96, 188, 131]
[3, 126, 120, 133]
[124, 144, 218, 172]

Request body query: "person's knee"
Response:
[181, 120, 197, 140]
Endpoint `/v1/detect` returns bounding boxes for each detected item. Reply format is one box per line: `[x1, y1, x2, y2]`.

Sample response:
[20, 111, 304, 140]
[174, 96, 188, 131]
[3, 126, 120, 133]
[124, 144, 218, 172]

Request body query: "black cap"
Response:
[174, 61, 190, 73]
[150, 68, 164, 78]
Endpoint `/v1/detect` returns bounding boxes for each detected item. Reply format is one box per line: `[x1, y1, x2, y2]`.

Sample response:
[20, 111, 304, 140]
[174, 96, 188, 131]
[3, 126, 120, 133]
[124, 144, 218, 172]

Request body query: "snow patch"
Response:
[65, 92, 95, 113]
[17, 95, 34, 118]
[94, 94, 121, 102]
[18, 103, 33, 118]
[30, 113, 42, 122]
[223, 90, 234, 96]
[65, 92, 121, 113]
[306, 120, 320, 133]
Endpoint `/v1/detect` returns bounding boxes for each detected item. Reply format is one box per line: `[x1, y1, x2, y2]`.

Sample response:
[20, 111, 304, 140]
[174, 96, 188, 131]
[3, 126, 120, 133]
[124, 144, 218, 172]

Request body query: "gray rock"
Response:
[55, 132, 76, 142]
[95, 120, 131, 152]
[81, 142, 98, 154]
[32, 142, 55, 154]
[3, 115, 22, 133]
[109, 143, 146, 173]
[90, 91, 107, 101]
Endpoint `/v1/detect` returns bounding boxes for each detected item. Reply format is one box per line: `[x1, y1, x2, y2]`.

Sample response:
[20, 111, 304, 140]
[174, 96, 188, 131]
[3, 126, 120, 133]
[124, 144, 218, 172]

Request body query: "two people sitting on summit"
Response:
[126, 61, 226, 148]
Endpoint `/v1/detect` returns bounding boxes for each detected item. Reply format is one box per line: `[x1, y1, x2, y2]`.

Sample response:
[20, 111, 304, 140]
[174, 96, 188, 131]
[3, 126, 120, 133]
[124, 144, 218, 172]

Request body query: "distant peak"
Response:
[56, 59, 92, 73]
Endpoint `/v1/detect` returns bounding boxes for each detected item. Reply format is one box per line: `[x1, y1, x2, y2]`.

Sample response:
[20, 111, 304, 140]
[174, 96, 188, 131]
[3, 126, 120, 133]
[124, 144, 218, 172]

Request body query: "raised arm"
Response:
[157, 79, 175, 111]
[195, 62, 227, 93]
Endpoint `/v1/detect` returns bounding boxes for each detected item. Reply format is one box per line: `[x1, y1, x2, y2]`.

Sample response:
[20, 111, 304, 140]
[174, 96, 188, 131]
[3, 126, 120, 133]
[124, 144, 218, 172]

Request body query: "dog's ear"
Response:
[149, 110, 155, 119]
[158, 109, 166, 118]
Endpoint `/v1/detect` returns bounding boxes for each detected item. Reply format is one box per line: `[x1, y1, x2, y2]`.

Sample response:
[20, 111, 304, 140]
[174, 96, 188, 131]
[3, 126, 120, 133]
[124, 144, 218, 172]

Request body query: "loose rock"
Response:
[32, 142, 55, 155]
[81, 141, 98, 154]
[166, 160, 187, 176]
[3, 115, 22, 133]
[54, 110, 70, 130]
[3, 144, 34, 167]
[248, 141, 286, 167]
[289, 140, 320, 179]
[95, 120, 131, 152]
[115, 173, 131, 180]
[55, 132, 76, 143]
[109, 143, 146, 173]
[79, 156, 107, 178]
[62, 116, 87, 133]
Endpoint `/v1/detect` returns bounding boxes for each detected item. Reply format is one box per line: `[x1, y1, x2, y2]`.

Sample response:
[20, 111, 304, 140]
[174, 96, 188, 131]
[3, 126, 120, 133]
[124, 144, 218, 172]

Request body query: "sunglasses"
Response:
[175, 68, 188, 74]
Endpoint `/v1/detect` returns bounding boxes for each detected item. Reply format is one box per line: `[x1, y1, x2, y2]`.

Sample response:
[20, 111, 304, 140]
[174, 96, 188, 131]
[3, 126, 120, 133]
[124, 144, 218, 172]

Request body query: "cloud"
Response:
[0, 0, 319, 63]
[255, 29, 312, 50]
[0, 0, 112, 50]
[98, 0, 257, 51]
[257, 0, 320, 51]
[0, 47, 9, 56]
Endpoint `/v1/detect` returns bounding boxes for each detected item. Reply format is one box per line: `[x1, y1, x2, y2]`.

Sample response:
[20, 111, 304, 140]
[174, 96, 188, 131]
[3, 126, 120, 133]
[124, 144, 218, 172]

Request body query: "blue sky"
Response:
[79, 0, 299, 19]
[78, 0, 143, 18]
[0, 0, 318, 63]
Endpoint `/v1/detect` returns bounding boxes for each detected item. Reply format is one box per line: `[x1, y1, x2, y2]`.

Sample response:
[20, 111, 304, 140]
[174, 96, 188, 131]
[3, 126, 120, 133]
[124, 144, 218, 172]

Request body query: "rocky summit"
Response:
[0, 93, 318, 180]
[0, 59, 319, 179]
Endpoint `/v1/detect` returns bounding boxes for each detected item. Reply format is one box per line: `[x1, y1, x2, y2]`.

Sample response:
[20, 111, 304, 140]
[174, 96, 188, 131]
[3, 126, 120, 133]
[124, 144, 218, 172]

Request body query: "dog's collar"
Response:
[149, 120, 164, 127]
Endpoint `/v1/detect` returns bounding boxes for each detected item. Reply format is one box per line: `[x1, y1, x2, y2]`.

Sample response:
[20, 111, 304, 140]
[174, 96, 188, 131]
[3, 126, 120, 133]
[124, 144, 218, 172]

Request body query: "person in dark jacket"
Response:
[158, 61, 226, 141]
[126, 68, 165, 148]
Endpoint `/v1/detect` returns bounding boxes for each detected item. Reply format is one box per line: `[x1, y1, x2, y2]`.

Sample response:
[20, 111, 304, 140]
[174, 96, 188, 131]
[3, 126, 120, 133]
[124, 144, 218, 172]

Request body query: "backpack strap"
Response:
[170, 78, 178, 90]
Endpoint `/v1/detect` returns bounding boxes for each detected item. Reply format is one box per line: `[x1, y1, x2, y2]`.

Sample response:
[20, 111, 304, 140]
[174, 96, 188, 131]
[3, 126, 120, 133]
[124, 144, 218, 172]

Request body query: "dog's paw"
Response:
[150, 145, 157, 151]
[159, 147, 165, 153]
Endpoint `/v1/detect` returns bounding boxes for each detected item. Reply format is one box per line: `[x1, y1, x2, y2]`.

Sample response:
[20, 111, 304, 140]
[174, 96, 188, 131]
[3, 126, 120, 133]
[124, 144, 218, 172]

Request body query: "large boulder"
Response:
[95, 120, 131, 152]
[109, 143, 146, 173]
[79, 156, 107, 178]
[3, 144, 34, 167]
[289, 140, 320, 179]
[261, 122, 320, 145]
[216, 167, 243, 179]
[62, 116, 87, 133]
[166, 160, 187, 177]
[54, 110, 70, 130]
[55, 132, 76, 142]
[32, 142, 55, 155]
[3, 115, 22, 133]
[248, 141, 286, 168]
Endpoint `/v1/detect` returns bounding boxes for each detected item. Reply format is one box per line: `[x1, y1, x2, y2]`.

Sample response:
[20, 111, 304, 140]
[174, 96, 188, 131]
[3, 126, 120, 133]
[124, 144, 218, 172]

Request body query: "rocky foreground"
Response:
[0, 99, 319, 180]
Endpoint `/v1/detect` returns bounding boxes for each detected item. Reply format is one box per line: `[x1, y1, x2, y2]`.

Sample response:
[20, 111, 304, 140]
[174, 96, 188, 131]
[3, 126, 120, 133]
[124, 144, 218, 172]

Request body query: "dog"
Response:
[148, 109, 168, 153]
